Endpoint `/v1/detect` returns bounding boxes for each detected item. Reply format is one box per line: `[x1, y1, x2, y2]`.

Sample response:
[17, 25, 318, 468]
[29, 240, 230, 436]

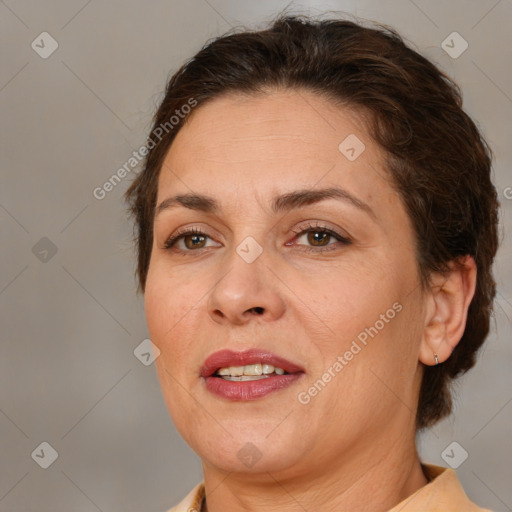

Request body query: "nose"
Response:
[206, 246, 286, 326]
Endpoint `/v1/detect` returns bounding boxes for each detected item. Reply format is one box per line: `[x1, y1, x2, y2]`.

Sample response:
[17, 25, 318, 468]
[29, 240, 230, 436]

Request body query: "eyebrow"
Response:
[155, 187, 376, 220]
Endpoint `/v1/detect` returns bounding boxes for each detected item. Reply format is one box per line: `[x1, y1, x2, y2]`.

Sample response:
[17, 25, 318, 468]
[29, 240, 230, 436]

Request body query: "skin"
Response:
[144, 89, 477, 512]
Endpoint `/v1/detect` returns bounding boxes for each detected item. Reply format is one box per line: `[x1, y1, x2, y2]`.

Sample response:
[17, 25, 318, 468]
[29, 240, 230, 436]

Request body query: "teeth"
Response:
[217, 367, 243, 376]
[244, 363, 263, 376]
[215, 363, 286, 378]
[262, 364, 274, 374]
[223, 375, 270, 381]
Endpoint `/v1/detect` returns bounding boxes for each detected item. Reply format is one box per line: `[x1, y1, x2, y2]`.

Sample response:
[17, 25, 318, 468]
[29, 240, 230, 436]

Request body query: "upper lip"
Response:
[200, 348, 305, 377]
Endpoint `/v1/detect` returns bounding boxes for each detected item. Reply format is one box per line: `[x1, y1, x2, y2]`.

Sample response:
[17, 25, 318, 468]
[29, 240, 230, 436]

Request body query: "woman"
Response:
[125, 14, 499, 512]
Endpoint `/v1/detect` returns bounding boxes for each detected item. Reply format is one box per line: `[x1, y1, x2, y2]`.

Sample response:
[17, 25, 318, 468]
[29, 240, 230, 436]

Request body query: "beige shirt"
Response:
[166, 463, 493, 512]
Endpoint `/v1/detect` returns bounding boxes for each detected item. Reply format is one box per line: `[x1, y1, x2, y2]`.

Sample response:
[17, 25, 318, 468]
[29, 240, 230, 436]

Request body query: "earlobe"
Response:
[419, 256, 477, 366]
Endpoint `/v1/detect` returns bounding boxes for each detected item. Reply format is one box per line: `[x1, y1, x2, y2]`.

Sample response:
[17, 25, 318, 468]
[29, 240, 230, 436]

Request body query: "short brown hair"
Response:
[125, 14, 500, 429]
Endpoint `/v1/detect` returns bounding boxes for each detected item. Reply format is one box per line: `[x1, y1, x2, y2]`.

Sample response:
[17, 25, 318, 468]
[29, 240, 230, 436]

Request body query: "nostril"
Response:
[250, 307, 264, 315]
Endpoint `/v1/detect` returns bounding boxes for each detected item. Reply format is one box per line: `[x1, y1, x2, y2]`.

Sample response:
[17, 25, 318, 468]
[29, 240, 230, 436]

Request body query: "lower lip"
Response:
[204, 373, 304, 400]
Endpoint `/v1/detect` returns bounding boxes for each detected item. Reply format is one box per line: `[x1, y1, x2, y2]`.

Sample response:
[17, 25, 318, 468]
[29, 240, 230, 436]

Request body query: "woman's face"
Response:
[145, 89, 428, 478]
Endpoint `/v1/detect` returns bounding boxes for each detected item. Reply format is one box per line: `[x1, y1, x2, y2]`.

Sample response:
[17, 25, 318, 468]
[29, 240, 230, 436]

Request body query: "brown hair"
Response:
[125, 14, 500, 429]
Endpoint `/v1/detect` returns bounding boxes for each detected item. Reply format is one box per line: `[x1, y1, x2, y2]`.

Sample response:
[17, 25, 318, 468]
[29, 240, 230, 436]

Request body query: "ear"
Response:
[419, 255, 477, 366]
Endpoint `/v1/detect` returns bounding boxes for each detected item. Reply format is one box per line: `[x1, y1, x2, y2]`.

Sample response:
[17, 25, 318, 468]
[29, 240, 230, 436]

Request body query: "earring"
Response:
[433, 353, 439, 365]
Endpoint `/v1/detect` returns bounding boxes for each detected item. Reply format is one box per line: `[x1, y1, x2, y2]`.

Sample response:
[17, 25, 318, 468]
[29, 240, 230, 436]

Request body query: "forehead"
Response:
[169, 89, 367, 160]
[156, 89, 392, 212]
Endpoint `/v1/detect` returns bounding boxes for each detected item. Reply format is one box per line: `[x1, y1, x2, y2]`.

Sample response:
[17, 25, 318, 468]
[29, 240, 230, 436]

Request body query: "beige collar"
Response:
[167, 463, 493, 512]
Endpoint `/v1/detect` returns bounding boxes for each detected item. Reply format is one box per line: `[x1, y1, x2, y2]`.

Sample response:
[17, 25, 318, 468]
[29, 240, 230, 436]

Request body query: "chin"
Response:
[201, 440, 303, 475]
[182, 417, 307, 475]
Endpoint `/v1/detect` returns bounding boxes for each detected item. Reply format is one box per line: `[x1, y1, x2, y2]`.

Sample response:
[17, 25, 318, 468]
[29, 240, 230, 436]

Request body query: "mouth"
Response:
[215, 363, 286, 381]
[201, 349, 305, 400]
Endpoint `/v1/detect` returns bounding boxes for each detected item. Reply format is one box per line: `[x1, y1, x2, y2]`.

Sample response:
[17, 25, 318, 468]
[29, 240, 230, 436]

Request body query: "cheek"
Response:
[144, 279, 171, 344]
[310, 259, 418, 374]
[144, 268, 199, 363]
[312, 262, 398, 328]
[144, 271, 203, 420]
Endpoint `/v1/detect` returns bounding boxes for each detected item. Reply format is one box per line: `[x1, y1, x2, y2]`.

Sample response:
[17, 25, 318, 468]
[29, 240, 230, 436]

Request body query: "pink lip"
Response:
[201, 349, 305, 401]
[201, 349, 304, 377]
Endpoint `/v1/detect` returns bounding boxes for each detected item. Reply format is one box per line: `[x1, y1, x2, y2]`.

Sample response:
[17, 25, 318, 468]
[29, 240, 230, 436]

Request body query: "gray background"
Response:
[1, 0, 511, 511]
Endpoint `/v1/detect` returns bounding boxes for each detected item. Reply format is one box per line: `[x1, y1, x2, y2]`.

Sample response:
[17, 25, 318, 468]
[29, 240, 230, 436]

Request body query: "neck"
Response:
[201, 437, 428, 512]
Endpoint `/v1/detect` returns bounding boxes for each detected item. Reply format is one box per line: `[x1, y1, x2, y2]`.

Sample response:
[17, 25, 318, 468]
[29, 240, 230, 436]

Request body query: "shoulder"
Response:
[165, 467, 494, 512]
[165, 482, 204, 512]
[388, 463, 493, 512]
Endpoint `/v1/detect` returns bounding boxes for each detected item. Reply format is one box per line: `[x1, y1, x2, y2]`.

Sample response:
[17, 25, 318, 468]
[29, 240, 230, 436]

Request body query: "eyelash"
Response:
[289, 223, 352, 252]
[164, 227, 206, 252]
[163, 222, 352, 255]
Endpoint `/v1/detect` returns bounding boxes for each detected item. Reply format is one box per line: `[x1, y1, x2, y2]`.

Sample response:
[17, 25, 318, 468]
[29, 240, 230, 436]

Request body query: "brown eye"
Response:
[307, 231, 330, 246]
[290, 223, 352, 253]
[183, 233, 207, 249]
[164, 228, 217, 252]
